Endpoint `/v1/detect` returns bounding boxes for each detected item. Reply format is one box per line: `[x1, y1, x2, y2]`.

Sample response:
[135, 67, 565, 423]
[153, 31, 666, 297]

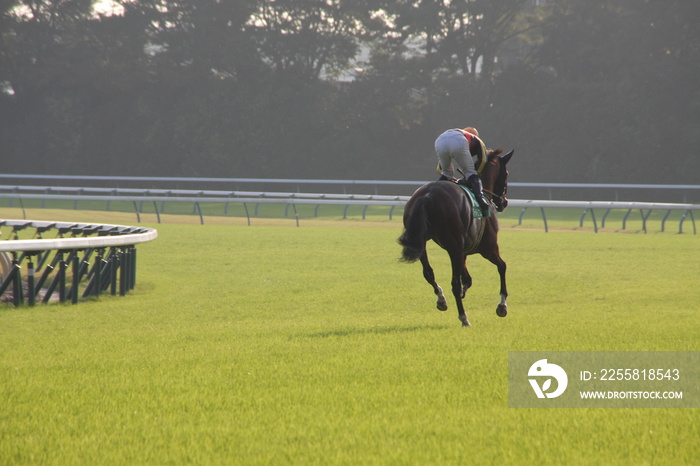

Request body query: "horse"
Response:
[397, 149, 514, 327]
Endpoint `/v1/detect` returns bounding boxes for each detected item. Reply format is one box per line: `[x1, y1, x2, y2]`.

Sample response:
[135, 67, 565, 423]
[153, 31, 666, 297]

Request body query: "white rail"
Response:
[1, 174, 698, 192]
[507, 199, 699, 210]
[507, 200, 698, 233]
[0, 188, 698, 233]
[0, 220, 157, 252]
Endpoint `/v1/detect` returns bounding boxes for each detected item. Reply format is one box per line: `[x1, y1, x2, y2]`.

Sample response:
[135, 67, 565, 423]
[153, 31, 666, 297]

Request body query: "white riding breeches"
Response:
[435, 130, 477, 179]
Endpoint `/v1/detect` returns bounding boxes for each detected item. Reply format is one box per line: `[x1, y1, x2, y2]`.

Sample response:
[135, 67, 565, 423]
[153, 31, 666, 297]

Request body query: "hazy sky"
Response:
[93, 0, 124, 16]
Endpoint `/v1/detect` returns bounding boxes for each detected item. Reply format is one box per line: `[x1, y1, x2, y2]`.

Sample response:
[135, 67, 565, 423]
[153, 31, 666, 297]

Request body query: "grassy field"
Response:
[0, 208, 698, 464]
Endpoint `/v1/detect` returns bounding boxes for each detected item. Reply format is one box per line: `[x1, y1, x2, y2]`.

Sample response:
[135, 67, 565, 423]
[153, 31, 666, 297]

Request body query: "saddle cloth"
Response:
[456, 183, 490, 219]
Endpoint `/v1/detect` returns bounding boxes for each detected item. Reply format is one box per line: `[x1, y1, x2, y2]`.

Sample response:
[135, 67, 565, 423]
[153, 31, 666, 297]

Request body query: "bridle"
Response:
[484, 188, 506, 205]
[484, 162, 509, 211]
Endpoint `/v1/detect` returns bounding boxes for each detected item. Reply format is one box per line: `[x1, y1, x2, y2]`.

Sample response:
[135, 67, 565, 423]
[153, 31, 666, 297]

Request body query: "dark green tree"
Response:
[247, 0, 367, 82]
[1, 0, 698, 187]
[520, 0, 700, 183]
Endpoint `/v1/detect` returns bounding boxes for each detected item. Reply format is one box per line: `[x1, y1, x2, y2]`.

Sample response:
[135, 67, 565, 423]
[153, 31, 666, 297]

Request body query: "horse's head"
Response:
[483, 149, 514, 212]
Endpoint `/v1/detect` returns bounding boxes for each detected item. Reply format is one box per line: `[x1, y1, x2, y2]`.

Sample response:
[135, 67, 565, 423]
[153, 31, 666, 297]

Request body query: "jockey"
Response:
[434, 126, 491, 214]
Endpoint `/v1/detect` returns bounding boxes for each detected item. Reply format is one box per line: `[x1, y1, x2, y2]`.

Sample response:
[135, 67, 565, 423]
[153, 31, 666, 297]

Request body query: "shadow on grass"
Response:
[303, 324, 450, 339]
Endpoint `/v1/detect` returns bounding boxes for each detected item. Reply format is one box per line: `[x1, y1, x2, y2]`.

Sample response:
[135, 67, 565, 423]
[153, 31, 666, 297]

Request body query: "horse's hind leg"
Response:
[420, 252, 448, 311]
[449, 250, 471, 327]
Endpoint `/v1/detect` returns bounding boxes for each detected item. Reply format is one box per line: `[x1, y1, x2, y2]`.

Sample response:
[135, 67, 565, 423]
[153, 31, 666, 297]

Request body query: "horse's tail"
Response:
[398, 194, 430, 263]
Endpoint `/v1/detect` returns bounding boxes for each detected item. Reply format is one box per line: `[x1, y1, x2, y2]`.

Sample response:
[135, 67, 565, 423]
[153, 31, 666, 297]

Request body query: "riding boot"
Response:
[465, 174, 491, 215]
[437, 175, 452, 182]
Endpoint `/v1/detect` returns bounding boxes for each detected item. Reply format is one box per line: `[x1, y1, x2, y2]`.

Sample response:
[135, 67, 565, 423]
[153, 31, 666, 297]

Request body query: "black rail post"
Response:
[97, 255, 112, 295]
[122, 248, 130, 294]
[243, 203, 251, 226]
[42, 257, 60, 304]
[195, 202, 204, 224]
[37, 250, 49, 272]
[540, 207, 549, 233]
[622, 209, 632, 230]
[641, 209, 653, 234]
[36, 260, 55, 295]
[110, 250, 118, 296]
[129, 247, 137, 290]
[119, 249, 127, 296]
[71, 254, 79, 304]
[58, 253, 67, 303]
[27, 258, 35, 306]
[579, 208, 589, 227]
[132, 201, 141, 223]
[292, 203, 299, 227]
[661, 210, 672, 232]
[518, 207, 528, 226]
[11, 256, 22, 307]
[153, 201, 161, 224]
[94, 249, 104, 297]
[78, 249, 93, 279]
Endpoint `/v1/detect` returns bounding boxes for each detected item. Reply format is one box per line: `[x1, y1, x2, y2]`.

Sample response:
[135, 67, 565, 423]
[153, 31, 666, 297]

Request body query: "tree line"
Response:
[1, 0, 698, 185]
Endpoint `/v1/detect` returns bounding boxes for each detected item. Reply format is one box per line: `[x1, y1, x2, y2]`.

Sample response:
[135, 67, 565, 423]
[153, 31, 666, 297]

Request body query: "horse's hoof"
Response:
[461, 320, 471, 327]
[437, 299, 448, 311]
[496, 304, 508, 317]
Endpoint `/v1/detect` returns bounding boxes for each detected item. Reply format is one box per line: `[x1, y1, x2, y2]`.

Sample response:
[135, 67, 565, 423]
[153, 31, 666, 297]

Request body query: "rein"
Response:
[483, 189, 505, 204]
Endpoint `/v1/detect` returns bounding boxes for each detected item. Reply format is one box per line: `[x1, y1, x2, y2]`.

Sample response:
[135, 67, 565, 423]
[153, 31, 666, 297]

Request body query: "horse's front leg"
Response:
[461, 257, 472, 299]
[420, 252, 448, 311]
[495, 258, 508, 317]
[483, 249, 508, 317]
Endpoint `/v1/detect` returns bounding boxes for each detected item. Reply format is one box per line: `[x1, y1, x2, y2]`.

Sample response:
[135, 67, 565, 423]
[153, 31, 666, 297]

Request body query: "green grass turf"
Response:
[0, 217, 698, 464]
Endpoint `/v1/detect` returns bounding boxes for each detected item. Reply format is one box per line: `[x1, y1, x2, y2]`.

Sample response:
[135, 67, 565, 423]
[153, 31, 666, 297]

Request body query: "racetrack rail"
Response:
[0, 219, 157, 307]
[0, 186, 698, 232]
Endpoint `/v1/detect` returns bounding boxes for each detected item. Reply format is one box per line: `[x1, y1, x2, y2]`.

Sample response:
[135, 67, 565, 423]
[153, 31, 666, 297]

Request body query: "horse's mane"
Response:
[486, 148, 505, 159]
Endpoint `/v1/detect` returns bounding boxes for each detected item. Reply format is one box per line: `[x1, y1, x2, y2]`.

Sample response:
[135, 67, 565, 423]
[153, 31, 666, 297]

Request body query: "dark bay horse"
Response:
[398, 149, 514, 327]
